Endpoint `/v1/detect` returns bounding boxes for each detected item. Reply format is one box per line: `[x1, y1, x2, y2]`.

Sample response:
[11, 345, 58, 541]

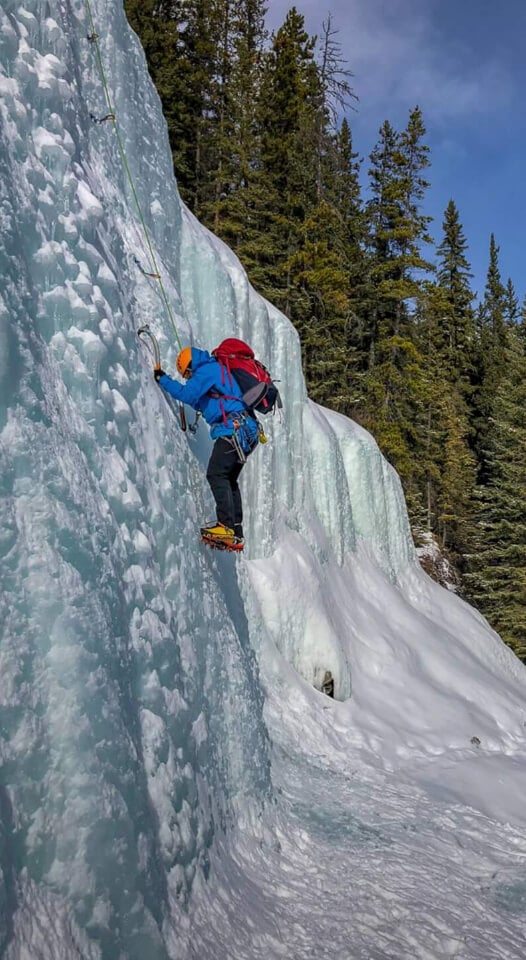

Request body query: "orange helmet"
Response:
[176, 346, 192, 377]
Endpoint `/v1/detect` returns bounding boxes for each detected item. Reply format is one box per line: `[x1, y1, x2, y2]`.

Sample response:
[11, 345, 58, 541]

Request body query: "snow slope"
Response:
[0, 1, 525, 958]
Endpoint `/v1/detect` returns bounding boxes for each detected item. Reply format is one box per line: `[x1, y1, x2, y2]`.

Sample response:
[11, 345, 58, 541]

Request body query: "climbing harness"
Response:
[82, 0, 182, 351]
[137, 325, 187, 431]
[225, 411, 260, 464]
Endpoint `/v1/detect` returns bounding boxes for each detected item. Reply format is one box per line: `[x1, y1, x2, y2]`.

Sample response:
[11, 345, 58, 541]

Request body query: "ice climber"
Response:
[154, 346, 260, 551]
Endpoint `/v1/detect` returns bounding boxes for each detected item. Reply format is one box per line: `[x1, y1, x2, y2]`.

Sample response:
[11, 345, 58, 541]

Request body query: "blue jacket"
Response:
[159, 347, 247, 439]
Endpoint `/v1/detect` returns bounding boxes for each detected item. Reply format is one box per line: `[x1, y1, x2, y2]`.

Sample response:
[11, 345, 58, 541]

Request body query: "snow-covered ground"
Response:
[190, 722, 526, 960]
[0, 2, 525, 958]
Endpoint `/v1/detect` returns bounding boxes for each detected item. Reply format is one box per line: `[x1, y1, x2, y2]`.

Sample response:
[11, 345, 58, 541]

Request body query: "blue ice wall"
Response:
[0, 2, 273, 955]
[0, 0, 416, 956]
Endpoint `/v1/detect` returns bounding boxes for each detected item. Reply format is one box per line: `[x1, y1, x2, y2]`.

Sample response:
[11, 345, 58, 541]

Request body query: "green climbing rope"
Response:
[83, 0, 182, 350]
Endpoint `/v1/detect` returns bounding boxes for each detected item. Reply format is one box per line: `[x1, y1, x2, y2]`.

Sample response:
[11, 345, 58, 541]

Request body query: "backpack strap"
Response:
[217, 357, 234, 390]
[208, 385, 245, 427]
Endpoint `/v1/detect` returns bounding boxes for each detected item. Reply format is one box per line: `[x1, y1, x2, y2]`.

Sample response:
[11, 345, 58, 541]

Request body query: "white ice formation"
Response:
[1, 2, 525, 958]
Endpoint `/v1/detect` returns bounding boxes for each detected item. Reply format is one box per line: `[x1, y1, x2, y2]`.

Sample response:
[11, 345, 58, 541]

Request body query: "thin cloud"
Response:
[267, 0, 513, 126]
[336, 0, 512, 124]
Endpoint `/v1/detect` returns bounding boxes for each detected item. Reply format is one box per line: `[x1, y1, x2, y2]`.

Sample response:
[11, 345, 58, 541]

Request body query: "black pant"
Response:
[206, 438, 245, 536]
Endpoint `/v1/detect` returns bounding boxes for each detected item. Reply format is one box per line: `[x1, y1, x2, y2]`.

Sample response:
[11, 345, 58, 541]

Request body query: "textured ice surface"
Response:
[1, 2, 526, 959]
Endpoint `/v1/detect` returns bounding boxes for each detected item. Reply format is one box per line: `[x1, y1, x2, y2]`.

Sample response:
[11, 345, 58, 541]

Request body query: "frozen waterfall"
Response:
[1, 2, 526, 959]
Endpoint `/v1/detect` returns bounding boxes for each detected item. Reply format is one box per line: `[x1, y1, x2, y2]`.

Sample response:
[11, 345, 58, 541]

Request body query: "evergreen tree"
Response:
[362, 108, 434, 497]
[435, 199, 475, 384]
[466, 327, 526, 662]
[125, 0, 224, 209]
[414, 204, 478, 557]
[366, 117, 399, 366]
[257, 7, 321, 311]
[199, 0, 269, 231]
[471, 234, 508, 481]
[519, 294, 526, 345]
[328, 118, 370, 378]
[328, 119, 364, 248]
[394, 106, 434, 295]
[412, 282, 476, 553]
[504, 277, 520, 325]
[438, 392, 477, 554]
[481, 234, 507, 339]
[288, 116, 367, 408]
[287, 199, 351, 405]
[251, 4, 360, 413]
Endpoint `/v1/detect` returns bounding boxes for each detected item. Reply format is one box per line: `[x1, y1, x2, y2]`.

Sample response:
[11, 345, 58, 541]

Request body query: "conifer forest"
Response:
[125, 0, 526, 662]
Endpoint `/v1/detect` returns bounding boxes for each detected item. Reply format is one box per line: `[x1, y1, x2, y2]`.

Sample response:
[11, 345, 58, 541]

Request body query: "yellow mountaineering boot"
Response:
[201, 522, 235, 540]
[200, 523, 243, 551]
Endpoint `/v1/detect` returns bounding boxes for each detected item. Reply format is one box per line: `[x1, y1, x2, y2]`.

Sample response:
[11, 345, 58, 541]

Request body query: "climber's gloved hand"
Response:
[154, 367, 166, 382]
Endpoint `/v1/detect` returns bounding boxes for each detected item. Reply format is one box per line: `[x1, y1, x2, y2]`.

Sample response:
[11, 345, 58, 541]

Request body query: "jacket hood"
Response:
[190, 347, 215, 371]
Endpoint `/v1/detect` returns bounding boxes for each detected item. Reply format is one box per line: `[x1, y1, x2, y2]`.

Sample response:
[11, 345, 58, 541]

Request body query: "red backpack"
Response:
[211, 338, 282, 415]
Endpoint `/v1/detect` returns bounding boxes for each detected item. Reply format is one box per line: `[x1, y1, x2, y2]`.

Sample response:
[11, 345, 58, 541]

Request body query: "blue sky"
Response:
[266, 0, 526, 303]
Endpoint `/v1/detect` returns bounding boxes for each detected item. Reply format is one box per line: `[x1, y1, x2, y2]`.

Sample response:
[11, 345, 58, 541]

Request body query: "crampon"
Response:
[200, 532, 244, 552]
